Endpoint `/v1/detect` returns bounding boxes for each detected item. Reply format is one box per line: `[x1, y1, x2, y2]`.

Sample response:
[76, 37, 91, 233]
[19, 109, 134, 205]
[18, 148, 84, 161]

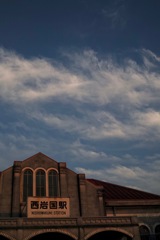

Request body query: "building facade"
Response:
[0, 152, 160, 240]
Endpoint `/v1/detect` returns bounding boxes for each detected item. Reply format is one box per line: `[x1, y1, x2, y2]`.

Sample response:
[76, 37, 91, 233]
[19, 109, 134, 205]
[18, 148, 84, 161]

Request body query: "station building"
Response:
[0, 152, 160, 240]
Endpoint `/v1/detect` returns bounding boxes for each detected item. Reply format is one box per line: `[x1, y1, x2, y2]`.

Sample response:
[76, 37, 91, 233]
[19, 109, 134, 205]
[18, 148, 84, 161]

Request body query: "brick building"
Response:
[0, 152, 160, 240]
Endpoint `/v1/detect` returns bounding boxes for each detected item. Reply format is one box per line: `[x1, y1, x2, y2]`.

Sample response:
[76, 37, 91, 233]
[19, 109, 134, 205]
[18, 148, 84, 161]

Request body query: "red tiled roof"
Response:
[87, 179, 160, 200]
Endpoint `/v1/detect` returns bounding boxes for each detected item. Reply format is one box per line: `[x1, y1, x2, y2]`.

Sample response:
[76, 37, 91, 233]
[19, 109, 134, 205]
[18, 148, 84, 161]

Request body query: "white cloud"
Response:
[28, 108, 160, 142]
[0, 47, 160, 108]
[0, 47, 160, 194]
[70, 141, 108, 162]
[108, 165, 147, 179]
[0, 48, 87, 103]
[133, 110, 160, 127]
[75, 167, 104, 179]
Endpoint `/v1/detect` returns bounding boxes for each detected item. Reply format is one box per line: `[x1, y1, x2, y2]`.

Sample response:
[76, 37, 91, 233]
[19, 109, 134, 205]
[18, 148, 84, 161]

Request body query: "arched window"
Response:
[155, 225, 160, 240]
[140, 225, 150, 240]
[23, 169, 33, 201]
[48, 170, 59, 197]
[36, 170, 46, 197]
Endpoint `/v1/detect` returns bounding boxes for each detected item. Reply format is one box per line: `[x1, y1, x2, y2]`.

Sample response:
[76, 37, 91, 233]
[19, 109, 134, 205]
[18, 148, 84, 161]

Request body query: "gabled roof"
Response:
[22, 152, 56, 162]
[19, 152, 59, 169]
[87, 179, 160, 200]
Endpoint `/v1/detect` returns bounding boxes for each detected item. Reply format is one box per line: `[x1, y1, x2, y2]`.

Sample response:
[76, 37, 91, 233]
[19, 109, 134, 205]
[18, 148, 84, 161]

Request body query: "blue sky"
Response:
[0, 0, 160, 194]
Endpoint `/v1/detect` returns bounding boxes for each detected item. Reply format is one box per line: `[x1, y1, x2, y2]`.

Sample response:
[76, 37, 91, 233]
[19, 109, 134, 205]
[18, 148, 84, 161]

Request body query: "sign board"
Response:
[27, 197, 70, 218]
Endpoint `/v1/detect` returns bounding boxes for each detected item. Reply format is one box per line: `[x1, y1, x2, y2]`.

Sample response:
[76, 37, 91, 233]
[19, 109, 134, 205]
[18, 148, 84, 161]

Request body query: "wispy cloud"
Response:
[0, 47, 160, 194]
[102, 0, 127, 29]
[0, 48, 160, 107]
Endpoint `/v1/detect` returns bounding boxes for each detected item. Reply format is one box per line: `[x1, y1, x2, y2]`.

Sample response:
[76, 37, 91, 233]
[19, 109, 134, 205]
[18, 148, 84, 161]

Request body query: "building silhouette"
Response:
[0, 152, 160, 240]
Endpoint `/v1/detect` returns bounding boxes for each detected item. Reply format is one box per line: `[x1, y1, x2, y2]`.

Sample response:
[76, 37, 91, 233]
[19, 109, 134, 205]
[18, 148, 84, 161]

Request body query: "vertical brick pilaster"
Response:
[131, 217, 141, 240]
[11, 161, 21, 217]
[97, 186, 105, 216]
[59, 162, 68, 197]
[78, 174, 87, 216]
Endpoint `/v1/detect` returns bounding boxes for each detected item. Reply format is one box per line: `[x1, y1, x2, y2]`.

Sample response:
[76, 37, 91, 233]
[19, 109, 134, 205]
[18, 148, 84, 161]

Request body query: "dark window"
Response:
[23, 169, 33, 201]
[140, 225, 150, 240]
[36, 170, 46, 196]
[155, 225, 160, 240]
[48, 170, 59, 197]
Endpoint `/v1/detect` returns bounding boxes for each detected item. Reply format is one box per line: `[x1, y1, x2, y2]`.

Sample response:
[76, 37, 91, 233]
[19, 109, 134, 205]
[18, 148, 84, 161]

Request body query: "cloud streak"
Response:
[0, 48, 160, 107]
[0, 47, 160, 194]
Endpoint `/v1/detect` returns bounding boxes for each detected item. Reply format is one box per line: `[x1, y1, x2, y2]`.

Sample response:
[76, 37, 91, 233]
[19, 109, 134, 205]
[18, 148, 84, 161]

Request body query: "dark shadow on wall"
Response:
[0, 236, 11, 240]
[87, 230, 132, 240]
[30, 232, 74, 240]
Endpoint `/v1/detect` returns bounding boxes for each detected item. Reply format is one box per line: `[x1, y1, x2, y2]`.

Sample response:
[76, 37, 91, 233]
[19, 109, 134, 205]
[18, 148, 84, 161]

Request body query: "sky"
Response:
[0, 0, 160, 194]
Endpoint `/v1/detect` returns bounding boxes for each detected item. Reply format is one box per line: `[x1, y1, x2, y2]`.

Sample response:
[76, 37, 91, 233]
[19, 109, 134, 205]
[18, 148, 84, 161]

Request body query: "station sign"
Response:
[27, 197, 70, 218]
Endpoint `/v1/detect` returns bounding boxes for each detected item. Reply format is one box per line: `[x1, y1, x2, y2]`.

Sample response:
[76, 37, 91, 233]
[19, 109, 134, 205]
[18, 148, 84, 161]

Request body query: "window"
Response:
[36, 170, 46, 197]
[140, 225, 150, 240]
[48, 170, 59, 197]
[22, 168, 59, 200]
[23, 169, 33, 201]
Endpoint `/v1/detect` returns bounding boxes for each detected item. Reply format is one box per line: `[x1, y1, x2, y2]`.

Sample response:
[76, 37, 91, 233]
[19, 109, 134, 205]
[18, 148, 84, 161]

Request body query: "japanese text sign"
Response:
[27, 197, 70, 218]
